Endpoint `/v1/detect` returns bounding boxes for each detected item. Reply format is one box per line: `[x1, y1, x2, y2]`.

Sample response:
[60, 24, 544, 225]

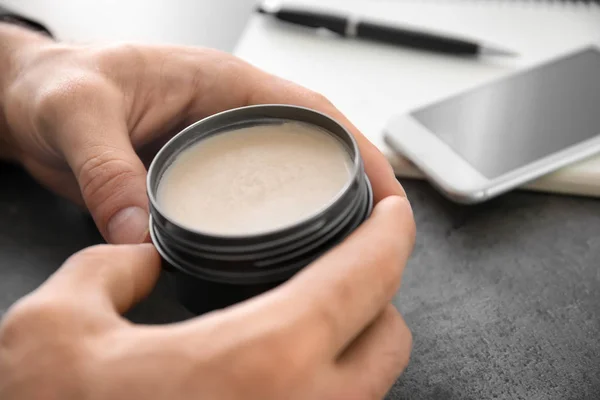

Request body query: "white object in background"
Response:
[2, 0, 256, 51]
[234, 0, 600, 197]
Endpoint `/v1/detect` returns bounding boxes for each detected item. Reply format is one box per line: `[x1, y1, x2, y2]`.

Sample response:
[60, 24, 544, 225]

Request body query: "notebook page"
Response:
[235, 1, 600, 195]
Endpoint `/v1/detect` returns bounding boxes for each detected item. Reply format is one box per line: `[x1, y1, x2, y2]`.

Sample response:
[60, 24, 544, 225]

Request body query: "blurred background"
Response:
[5, 1, 600, 193]
[2, 0, 257, 51]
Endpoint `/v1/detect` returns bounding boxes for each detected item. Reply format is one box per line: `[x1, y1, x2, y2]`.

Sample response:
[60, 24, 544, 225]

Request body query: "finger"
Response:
[37, 74, 149, 244]
[280, 195, 415, 356]
[334, 305, 412, 400]
[39, 244, 161, 314]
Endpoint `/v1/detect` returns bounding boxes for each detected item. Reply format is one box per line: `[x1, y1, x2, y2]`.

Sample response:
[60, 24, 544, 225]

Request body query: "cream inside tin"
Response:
[158, 122, 352, 236]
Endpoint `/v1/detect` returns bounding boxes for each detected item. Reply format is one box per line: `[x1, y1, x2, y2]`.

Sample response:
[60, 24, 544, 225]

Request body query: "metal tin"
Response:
[147, 105, 373, 315]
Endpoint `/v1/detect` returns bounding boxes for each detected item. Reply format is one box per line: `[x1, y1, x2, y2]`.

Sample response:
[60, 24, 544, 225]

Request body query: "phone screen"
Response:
[410, 47, 600, 179]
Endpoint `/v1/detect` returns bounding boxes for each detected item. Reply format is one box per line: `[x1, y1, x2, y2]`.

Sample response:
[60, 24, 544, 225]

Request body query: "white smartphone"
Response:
[384, 43, 600, 204]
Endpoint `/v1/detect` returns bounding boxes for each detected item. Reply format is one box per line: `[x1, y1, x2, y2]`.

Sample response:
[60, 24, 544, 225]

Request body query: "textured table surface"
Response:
[1, 162, 599, 399]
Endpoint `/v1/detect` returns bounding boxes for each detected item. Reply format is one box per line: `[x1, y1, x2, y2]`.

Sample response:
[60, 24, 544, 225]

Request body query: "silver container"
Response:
[147, 105, 373, 314]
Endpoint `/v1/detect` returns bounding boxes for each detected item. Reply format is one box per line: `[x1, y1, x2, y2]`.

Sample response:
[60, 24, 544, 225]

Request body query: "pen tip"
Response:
[479, 45, 519, 57]
[255, 1, 281, 14]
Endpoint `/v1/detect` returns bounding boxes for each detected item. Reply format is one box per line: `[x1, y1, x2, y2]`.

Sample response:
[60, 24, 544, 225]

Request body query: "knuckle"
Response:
[382, 262, 403, 299]
[66, 244, 115, 268]
[367, 244, 404, 301]
[34, 74, 109, 127]
[217, 329, 315, 396]
[269, 339, 313, 376]
[254, 336, 308, 377]
[0, 297, 64, 347]
[273, 79, 336, 109]
[382, 306, 412, 374]
[0, 298, 91, 398]
[308, 281, 354, 346]
[306, 89, 335, 109]
[63, 245, 124, 283]
[93, 43, 147, 77]
[97, 43, 144, 62]
[62, 245, 134, 297]
[0, 301, 33, 346]
[347, 312, 411, 400]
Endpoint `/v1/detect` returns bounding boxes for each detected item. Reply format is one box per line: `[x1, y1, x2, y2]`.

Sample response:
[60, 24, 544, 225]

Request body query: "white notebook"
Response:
[235, 0, 600, 198]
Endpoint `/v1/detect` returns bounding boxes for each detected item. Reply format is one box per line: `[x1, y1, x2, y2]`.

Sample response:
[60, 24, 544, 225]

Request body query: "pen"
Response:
[256, 4, 518, 57]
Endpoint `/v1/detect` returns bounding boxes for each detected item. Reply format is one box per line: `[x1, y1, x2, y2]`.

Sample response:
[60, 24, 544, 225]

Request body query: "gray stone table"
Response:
[1, 162, 599, 400]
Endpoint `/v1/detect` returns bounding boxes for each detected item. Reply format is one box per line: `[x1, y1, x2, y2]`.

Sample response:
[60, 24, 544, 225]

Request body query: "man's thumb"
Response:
[38, 77, 150, 244]
[76, 143, 149, 244]
[57, 107, 149, 244]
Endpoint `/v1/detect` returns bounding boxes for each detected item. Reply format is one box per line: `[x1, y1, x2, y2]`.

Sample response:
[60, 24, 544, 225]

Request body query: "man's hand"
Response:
[0, 26, 404, 244]
[0, 195, 415, 400]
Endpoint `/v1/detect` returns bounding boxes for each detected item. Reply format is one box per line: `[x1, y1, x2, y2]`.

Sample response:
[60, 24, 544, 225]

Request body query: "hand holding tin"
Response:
[0, 195, 414, 400]
[0, 33, 404, 244]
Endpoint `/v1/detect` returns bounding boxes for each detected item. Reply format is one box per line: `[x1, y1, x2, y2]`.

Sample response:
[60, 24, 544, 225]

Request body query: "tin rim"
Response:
[146, 104, 364, 241]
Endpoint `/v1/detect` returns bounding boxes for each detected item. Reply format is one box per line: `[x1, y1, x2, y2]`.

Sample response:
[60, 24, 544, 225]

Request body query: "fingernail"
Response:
[107, 207, 149, 244]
